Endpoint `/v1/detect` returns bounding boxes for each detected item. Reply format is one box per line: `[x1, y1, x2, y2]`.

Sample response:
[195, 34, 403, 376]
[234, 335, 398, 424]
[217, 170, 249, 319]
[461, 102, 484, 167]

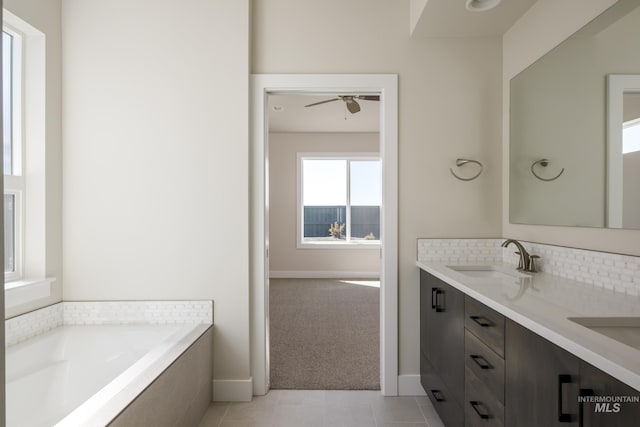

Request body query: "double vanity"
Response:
[418, 242, 640, 426]
[417, 1, 640, 425]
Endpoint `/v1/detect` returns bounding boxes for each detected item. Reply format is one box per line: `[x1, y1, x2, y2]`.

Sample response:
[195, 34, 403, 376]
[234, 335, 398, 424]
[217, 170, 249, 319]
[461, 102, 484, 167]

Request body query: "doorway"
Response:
[268, 92, 381, 389]
[250, 74, 398, 396]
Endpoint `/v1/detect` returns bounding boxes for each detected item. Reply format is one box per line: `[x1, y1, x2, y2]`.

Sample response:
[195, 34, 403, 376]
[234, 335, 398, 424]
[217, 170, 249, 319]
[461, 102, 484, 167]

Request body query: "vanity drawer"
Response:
[465, 296, 505, 357]
[465, 330, 504, 404]
[465, 366, 504, 427]
[423, 356, 464, 427]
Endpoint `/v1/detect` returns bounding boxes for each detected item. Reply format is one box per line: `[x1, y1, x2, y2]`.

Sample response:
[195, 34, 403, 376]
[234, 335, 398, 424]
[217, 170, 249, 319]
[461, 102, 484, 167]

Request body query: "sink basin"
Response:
[568, 317, 640, 351]
[446, 265, 530, 280]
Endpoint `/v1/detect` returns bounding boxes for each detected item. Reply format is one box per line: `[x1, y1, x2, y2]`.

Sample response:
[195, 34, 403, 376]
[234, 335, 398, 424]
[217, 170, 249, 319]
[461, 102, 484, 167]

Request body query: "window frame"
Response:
[297, 152, 381, 249]
[3, 23, 25, 282]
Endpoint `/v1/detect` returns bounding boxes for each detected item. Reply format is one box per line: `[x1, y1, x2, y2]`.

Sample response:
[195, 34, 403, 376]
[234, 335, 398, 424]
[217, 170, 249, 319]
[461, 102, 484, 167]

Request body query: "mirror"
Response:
[509, 0, 640, 229]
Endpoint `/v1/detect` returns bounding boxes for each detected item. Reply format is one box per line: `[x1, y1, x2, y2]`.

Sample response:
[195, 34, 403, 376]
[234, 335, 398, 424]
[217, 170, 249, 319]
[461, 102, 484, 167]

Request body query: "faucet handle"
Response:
[528, 255, 540, 273]
[514, 251, 523, 270]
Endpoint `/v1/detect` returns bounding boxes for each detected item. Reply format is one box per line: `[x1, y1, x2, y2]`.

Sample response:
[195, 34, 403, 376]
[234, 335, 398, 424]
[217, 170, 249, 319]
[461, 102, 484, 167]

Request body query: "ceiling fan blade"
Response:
[346, 100, 361, 114]
[355, 95, 380, 101]
[304, 98, 340, 107]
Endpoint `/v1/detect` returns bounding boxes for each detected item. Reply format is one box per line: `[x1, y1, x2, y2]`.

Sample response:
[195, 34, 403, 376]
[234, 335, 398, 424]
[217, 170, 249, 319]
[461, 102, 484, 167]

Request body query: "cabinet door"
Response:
[438, 277, 465, 401]
[420, 269, 465, 427]
[420, 270, 465, 398]
[420, 270, 441, 397]
[506, 320, 580, 427]
[420, 270, 438, 395]
[580, 361, 640, 427]
[420, 269, 432, 364]
[420, 269, 442, 370]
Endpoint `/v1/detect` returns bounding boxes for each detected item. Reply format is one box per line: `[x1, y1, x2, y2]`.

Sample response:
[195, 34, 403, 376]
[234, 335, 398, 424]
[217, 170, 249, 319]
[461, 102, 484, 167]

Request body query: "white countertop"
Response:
[416, 261, 640, 392]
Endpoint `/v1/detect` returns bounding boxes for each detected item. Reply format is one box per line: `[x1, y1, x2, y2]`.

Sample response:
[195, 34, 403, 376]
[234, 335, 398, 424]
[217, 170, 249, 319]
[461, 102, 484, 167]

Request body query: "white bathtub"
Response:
[6, 323, 211, 426]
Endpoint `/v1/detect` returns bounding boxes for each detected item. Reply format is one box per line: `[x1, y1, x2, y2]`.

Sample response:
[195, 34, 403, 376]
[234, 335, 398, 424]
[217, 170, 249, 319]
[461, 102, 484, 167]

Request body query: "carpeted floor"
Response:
[269, 278, 380, 390]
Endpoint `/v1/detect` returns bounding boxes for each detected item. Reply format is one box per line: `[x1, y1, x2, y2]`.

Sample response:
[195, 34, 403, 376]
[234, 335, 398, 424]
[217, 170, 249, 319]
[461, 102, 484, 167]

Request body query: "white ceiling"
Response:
[412, 0, 537, 37]
[268, 94, 380, 133]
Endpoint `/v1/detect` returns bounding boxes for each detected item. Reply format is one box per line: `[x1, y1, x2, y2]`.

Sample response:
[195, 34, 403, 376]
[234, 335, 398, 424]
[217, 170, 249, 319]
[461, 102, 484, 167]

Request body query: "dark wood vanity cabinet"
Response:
[419, 268, 640, 427]
[420, 269, 465, 427]
[579, 361, 640, 427]
[506, 319, 580, 427]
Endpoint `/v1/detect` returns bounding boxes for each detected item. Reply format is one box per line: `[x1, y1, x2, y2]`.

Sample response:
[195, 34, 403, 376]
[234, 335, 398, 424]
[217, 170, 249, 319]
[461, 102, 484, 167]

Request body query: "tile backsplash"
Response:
[504, 242, 640, 296]
[6, 300, 213, 347]
[417, 238, 640, 297]
[417, 238, 503, 264]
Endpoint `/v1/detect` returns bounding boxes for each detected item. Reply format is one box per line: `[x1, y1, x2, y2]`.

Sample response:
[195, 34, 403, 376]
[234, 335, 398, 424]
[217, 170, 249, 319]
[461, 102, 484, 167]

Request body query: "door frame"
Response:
[250, 74, 398, 396]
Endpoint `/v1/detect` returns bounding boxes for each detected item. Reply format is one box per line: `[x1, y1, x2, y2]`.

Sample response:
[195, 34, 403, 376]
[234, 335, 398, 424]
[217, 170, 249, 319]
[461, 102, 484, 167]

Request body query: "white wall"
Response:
[62, 0, 251, 395]
[4, 0, 63, 318]
[269, 132, 380, 276]
[503, 0, 640, 256]
[253, 0, 503, 378]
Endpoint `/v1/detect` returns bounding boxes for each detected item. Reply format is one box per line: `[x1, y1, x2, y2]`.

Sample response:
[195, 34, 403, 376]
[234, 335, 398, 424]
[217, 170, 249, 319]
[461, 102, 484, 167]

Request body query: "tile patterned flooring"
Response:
[198, 390, 445, 427]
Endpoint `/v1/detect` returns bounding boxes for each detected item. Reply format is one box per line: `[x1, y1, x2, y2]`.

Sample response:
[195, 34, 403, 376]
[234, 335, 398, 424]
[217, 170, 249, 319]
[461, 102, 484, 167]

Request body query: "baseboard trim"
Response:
[398, 375, 426, 396]
[269, 271, 380, 279]
[213, 378, 253, 402]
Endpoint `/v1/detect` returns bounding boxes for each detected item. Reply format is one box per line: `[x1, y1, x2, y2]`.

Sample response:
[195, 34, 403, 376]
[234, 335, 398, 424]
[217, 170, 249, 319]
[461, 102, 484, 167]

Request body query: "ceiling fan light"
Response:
[465, 0, 501, 12]
[346, 100, 360, 114]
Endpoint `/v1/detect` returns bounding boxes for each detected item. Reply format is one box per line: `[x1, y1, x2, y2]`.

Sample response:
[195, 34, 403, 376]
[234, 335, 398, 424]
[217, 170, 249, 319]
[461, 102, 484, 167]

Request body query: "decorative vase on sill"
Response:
[329, 222, 345, 239]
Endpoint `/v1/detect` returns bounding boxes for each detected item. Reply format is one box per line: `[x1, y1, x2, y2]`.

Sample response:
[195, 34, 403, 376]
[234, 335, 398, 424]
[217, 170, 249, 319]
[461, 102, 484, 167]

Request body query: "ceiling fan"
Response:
[304, 95, 380, 114]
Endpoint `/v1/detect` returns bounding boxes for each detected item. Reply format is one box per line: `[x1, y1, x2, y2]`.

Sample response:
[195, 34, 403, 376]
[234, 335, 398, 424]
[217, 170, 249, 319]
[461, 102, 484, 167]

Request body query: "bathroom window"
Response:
[298, 154, 381, 247]
[2, 11, 52, 306]
[3, 27, 24, 281]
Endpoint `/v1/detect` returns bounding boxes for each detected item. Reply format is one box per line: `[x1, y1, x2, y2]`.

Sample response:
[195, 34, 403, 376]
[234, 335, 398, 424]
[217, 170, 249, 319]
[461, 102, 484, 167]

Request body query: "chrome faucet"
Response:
[501, 239, 539, 272]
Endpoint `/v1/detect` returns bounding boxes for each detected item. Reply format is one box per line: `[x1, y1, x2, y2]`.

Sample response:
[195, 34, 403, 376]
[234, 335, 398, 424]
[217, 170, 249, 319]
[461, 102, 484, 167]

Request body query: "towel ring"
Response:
[450, 158, 483, 181]
[530, 158, 564, 182]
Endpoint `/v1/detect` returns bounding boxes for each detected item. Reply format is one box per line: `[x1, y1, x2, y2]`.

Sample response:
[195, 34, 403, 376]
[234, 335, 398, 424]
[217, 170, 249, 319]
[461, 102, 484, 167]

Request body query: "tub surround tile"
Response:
[5, 300, 213, 347]
[417, 238, 640, 296]
[199, 404, 229, 426]
[63, 300, 213, 325]
[5, 303, 63, 346]
[109, 327, 213, 427]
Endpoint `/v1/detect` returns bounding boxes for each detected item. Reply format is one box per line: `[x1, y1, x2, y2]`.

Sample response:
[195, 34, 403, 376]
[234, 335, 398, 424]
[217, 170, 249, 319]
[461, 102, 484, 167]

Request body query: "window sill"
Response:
[5, 277, 55, 308]
[298, 241, 381, 250]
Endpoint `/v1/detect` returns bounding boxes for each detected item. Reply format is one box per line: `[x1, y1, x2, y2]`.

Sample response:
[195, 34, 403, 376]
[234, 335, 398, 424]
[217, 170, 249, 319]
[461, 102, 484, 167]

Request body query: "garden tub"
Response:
[5, 301, 213, 426]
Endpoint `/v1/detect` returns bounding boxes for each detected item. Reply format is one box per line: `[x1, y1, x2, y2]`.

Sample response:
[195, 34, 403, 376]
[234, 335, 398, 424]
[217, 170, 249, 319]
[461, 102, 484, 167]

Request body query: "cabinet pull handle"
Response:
[435, 290, 444, 312]
[558, 374, 575, 423]
[430, 389, 446, 402]
[470, 401, 491, 419]
[470, 315, 493, 327]
[431, 288, 444, 312]
[579, 388, 594, 427]
[470, 354, 492, 370]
